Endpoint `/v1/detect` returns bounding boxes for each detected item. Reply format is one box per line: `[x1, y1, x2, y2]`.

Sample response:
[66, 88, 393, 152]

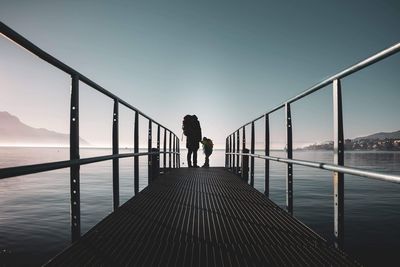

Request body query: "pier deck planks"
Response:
[46, 167, 359, 266]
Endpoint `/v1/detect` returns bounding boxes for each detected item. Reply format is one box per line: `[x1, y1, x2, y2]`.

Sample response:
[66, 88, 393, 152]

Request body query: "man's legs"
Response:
[187, 148, 193, 167]
[193, 148, 198, 167]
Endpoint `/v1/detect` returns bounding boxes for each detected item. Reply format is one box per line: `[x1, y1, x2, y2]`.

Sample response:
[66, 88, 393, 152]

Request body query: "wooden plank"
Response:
[45, 168, 359, 266]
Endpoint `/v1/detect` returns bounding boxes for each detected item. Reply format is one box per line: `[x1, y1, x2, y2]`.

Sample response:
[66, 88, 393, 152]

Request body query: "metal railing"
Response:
[225, 42, 400, 249]
[0, 21, 180, 242]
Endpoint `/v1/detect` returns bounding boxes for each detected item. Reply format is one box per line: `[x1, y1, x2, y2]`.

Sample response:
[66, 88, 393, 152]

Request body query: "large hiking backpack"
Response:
[182, 115, 193, 137]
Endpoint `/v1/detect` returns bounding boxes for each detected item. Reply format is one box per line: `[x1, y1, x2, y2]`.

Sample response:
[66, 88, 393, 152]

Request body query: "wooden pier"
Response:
[46, 167, 358, 266]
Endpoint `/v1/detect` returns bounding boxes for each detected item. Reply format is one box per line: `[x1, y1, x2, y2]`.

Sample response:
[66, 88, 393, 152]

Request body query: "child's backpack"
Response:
[202, 137, 214, 155]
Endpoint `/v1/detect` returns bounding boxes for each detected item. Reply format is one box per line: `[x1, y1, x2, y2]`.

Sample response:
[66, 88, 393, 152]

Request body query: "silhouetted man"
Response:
[182, 115, 202, 167]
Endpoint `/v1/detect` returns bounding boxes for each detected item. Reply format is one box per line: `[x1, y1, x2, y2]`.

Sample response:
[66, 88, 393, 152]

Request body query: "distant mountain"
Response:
[0, 111, 89, 146]
[298, 130, 400, 151]
[354, 130, 400, 140]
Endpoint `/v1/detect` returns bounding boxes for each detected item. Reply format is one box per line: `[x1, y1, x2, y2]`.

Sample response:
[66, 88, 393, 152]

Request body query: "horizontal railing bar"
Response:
[238, 114, 265, 130]
[230, 104, 287, 135]
[230, 104, 286, 136]
[76, 77, 150, 123]
[286, 42, 400, 104]
[0, 21, 77, 75]
[228, 42, 400, 136]
[226, 152, 400, 184]
[266, 104, 286, 115]
[0, 151, 180, 180]
[81, 75, 173, 132]
[0, 21, 178, 138]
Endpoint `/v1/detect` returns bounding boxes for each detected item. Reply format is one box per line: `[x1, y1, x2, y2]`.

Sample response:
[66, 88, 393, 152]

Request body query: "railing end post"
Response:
[150, 148, 160, 181]
[242, 148, 249, 182]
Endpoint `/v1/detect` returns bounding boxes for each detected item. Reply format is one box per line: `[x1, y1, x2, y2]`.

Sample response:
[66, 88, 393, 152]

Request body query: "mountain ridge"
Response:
[298, 129, 400, 151]
[354, 130, 400, 140]
[0, 111, 89, 146]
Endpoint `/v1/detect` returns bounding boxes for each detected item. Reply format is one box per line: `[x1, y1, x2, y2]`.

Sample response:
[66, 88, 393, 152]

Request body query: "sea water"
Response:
[0, 147, 399, 266]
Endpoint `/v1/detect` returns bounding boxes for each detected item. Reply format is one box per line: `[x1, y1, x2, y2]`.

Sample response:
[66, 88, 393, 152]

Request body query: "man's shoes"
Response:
[193, 165, 200, 168]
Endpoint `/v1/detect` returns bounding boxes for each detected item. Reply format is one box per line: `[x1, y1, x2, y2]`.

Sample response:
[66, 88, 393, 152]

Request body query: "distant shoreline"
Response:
[1, 145, 400, 152]
[299, 138, 400, 151]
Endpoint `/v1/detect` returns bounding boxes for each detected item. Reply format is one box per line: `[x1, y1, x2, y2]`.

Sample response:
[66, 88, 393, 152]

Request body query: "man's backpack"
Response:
[182, 115, 193, 136]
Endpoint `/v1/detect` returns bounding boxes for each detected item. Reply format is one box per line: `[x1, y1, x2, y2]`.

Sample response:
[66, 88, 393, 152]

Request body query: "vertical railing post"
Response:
[265, 114, 270, 197]
[148, 120, 152, 183]
[157, 125, 160, 151]
[175, 137, 179, 168]
[163, 128, 167, 171]
[236, 130, 240, 174]
[70, 74, 81, 242]
[112, 99, 119, 211]
[250, 122, 255, 187]
[169, 131, 172, 169]
[228, 135, 233, 170]
[232, 132, 236, 172]
[177, 137, 180, 168]
[177, 136, 179, 168]
[150, 148, 160, 180]
[157, 125, 160, 175]
[285, 103, 293, 214]
[227, 135, 229, 169]
[173, 135, 176, 168]
[225, 138, 228, 168]
[242, 127, 247, 182]
[134, 111, 139, 195]
[242, 148, 249, 182]
[333, 79, 344, 249]
[226, 135, 230, 170]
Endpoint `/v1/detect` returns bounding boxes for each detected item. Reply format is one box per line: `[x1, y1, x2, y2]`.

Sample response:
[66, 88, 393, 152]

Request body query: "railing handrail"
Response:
[231, 42, 400, 134]
[0, 21, 173, 134]
[226, 152, 400, 184]
[225, 42, 400, 250]
[0, 20, 181, 179]
[0, 151, 180, 180]
[1, 21, 181, 243]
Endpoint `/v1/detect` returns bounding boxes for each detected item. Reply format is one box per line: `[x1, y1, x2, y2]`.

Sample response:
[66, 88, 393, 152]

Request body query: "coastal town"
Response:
[300, 138, 400, 151]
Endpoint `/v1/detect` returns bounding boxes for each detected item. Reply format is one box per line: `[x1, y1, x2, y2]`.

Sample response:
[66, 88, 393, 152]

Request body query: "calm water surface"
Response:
[0, 147, 399, 266]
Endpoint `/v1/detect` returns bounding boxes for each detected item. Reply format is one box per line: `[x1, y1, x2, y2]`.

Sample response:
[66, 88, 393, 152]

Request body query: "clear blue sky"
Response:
[1, 0, 399, 148]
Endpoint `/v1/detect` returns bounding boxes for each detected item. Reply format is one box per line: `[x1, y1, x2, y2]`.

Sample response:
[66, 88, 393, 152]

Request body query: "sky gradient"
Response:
[1, 0, 399, 148]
